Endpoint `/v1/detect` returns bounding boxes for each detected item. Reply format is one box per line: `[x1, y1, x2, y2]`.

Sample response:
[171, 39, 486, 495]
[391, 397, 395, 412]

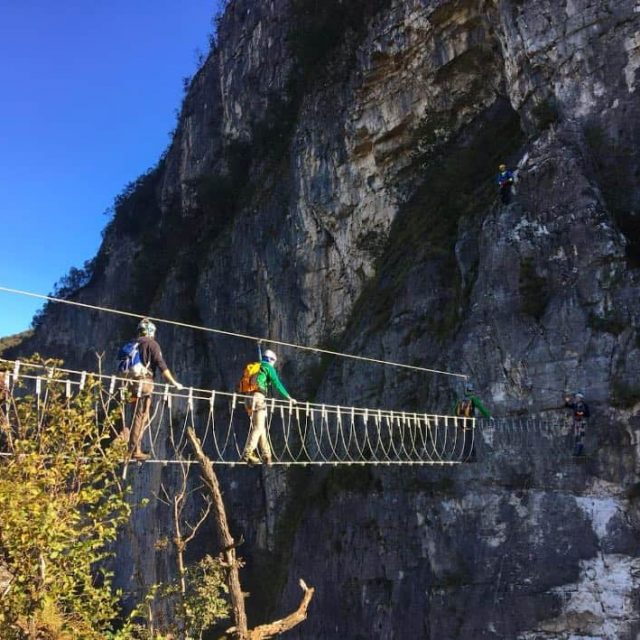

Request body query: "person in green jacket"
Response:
[242, 349, 297, 466]
[452, 383, 490, 462]
[453, 383, 491, 419]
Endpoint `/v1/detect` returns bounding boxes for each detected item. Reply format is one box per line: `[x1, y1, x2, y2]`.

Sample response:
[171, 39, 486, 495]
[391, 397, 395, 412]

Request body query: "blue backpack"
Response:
[117, 340, 149, 377]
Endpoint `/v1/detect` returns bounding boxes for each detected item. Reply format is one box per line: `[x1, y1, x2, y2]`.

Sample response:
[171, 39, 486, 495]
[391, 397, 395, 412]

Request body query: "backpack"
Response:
[238, 362, 262, 394]
[456, 398, 474, 418]
[117, 340, 149, 378]
[574, 401, 587, 419]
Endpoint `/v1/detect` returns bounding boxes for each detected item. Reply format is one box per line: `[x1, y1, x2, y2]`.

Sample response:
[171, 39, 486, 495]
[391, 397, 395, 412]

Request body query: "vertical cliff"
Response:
[12, 0, 640, 637]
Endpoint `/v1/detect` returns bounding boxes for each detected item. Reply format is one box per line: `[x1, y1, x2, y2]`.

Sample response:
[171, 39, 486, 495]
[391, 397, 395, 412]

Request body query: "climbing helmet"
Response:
[138, 318, 157, 337]
[263, 349, 277, 364]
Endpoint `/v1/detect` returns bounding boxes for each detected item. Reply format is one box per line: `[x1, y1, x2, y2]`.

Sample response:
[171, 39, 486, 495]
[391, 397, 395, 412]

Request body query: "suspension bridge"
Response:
[0, 359, 476, 466]
[0, 286, 580, 469]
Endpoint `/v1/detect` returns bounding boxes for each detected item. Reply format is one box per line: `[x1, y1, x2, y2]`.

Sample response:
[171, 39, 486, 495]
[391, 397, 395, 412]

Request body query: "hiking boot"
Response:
[242, 452, 260, 466]
[263, 457, 273, 467]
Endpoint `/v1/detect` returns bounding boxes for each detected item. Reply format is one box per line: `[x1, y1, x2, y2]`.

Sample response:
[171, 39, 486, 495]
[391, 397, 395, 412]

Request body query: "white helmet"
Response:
[262, 349, 277, 364]
[138, 318, 156, 337]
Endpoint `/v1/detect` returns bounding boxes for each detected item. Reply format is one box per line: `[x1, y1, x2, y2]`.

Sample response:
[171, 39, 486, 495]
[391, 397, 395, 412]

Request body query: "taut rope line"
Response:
[0, 285, 467, 380]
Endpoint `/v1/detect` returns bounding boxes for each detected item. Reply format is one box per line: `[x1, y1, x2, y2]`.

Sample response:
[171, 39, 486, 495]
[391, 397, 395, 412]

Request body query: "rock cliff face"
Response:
[13, 0, 640, 637]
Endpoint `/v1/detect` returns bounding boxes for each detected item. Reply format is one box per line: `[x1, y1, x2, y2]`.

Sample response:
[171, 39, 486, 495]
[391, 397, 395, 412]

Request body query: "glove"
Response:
[289, 397, 298, 405]
[175, 382, 184, 391]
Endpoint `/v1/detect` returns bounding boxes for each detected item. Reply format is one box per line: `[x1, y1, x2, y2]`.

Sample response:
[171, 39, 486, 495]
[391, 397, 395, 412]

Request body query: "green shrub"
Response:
[0, 359, 132, 639]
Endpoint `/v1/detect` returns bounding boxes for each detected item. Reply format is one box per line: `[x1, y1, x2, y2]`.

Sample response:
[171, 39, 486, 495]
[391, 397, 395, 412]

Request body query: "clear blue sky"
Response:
[0, 0, 221, 337]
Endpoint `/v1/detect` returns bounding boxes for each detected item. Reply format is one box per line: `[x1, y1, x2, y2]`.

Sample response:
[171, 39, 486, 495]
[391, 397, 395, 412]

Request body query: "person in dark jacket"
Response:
[242, 349, 296, 466]
[497, 163, 514, 204]
[127, 318, 183, 461]
[564, 391, 590, 456]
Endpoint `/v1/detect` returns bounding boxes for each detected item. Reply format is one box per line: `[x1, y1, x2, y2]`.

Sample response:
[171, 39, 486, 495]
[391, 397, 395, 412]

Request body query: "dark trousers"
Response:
[573, 419, 586, 456]
[500, 184, 512, 204]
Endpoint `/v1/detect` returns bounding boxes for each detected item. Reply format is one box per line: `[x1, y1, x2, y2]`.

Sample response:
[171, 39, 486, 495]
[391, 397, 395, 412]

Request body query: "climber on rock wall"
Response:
[564, 391, 590, 456]
[497, 163, 515, 204]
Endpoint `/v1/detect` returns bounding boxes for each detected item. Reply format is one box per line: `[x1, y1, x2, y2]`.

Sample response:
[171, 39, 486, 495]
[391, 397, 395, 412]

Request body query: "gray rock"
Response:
[11, 0, 640, 637]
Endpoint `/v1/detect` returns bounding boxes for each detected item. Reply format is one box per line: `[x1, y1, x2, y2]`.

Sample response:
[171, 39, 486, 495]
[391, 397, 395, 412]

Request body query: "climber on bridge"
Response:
[454, 383, 490, 462]
[119, 318, 183, 461]
[238, 348, 297, 466]
[496, 163, 515, 204]
[454, 383, 491, 419]
[564, 391, 590, 457]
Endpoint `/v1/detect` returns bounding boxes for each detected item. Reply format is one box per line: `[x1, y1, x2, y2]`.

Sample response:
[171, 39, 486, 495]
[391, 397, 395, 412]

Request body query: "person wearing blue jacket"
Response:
[564, 391, 590, 456]
[497, 163, 514, 204]
[242, 349, 296, 466]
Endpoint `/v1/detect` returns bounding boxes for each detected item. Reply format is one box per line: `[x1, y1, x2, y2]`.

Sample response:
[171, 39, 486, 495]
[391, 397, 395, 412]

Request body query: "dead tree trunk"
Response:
[186, 428, 314, 640]
[247, 579, 315, 640]
[187, 427, 248, 638]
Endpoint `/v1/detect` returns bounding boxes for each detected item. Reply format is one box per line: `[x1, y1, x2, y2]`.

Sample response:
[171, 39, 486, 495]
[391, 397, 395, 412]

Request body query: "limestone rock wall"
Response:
[12, 0, 640, 637]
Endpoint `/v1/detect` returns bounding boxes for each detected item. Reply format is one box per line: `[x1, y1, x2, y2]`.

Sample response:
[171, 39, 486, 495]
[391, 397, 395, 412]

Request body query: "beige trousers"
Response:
[243, 392, 271, 460]
[129, 379, 154, 454]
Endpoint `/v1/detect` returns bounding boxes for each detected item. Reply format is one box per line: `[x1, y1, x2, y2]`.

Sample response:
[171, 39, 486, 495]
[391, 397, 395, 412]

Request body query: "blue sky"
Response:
[0, 0, 221, 337]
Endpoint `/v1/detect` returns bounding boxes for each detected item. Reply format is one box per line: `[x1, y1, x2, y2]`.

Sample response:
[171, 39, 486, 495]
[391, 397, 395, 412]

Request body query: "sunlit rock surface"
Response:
[13, 0, 640, 637]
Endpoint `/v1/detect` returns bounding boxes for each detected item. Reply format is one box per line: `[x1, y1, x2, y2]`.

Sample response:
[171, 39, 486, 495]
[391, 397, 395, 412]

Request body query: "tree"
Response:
[153, 460, 230, 639]
[187, 428, 315, 640]
[0, 359, 131, 640]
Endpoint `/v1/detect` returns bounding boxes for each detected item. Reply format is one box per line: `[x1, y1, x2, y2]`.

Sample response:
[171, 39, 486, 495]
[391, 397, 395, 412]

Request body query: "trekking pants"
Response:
[129, 378, 154, 454]
[244, 392, 271, 461]
[573, 418, 586, 455]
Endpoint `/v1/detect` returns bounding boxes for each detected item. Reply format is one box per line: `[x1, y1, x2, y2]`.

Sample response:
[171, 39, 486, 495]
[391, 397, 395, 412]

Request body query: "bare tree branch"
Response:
[185, 498, 212, 545]
[248, 579, 315, 640]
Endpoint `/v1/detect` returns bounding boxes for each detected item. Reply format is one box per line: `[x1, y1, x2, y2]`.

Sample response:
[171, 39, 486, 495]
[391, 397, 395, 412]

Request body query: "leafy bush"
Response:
[0, 359, 132, 639]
